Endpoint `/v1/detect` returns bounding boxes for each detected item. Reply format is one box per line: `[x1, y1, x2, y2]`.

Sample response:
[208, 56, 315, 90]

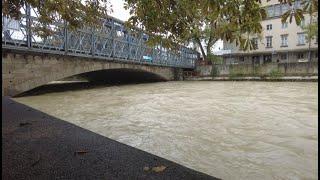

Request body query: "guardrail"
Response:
[2, 5, 199, 69]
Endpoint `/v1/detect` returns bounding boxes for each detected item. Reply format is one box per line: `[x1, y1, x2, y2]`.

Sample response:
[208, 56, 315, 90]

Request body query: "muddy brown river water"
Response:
[14, 81, 318, 180]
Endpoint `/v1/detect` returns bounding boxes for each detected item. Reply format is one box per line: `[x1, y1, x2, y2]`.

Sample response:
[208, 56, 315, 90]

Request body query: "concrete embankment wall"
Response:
[195, 62, 318, 77]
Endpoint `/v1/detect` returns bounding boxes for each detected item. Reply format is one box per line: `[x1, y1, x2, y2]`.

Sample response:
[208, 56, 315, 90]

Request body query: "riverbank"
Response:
[2, 97, 218, 180]
[194, 62, 318, 78]
[185, 75, 318, 82]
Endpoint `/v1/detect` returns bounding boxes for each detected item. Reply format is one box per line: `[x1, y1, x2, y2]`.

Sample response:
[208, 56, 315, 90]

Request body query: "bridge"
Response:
[2, 5, 199, 96]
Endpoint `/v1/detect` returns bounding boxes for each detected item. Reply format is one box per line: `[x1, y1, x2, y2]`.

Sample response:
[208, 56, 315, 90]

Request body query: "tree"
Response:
[280, 0, 318, 25]
[2, 0, 112, 37]
[124, 0, 266, 60]
[301, 0, 318, 67]
[280, 0, 318, 67]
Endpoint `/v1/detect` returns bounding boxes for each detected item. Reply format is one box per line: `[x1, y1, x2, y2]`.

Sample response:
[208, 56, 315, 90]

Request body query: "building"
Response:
[222, 0, 318, 65]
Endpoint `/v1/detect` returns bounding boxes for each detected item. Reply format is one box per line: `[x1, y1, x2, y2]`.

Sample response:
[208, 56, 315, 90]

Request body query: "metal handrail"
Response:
[2, 5, 199, 69]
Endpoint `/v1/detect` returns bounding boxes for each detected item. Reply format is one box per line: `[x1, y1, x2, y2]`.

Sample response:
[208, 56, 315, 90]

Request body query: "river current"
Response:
[14, 81, 318, 180]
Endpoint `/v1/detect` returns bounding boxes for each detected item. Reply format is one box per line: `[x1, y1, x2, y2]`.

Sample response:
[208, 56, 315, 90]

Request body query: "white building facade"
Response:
[222, 0, 318, 65]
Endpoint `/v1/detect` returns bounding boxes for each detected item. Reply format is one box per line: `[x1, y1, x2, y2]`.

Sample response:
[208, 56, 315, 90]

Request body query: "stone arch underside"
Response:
[77, 68, 168, 84]
[2, 53, 176, 96]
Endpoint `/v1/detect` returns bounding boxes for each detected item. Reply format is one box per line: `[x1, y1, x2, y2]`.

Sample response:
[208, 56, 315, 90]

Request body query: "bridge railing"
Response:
[2, 5, 199, 69]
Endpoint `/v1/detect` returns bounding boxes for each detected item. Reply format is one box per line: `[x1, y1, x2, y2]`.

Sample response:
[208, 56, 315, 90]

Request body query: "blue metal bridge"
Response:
[2, 5, 199, 69]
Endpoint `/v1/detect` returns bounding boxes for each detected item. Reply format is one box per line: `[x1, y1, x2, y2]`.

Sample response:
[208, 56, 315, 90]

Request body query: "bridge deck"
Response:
[2, 97, 219, 180]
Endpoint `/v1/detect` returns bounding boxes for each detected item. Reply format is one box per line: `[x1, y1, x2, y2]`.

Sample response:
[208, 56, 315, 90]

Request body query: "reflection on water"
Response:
[14, 81, 318, 180]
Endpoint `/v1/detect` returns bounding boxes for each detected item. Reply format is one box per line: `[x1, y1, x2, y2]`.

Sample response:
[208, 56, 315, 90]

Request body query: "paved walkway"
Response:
[2, 97, 219, 180]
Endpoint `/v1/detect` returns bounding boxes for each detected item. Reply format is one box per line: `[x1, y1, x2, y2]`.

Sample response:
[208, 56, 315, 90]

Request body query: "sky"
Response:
[109, 0, 223, 54]
[109, 0, 131, 22]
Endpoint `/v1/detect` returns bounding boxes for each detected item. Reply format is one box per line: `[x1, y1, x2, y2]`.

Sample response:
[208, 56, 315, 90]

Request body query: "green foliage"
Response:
[207, 54, 223, 65]
[269, 69, 283, 78]
[303, 18, 318, 43]
[229, 67, 246, 78]
[125, 0, 318, 59]
[124, 0, 266, 59]
[281, 7, 305, 25]
[281, 0, 318, 25]
[252, 65, 262, 76]
[4, 0, 317, 53]
[207, 54, 223, 79]
[229, 72, 245, 79]
[2, 0, 112, 37]
[211, 65, 219, 77]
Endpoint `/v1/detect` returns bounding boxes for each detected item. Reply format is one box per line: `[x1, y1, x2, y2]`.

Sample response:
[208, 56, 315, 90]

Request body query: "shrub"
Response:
[207, 54, 223, 65]
[269, 69, 283, 78]
[211, 65, 220, 77]
[229, 71, 245, 78]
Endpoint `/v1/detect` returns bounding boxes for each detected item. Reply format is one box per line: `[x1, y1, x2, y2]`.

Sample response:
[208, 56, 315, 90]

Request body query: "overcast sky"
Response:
[109, 0, 131, 21]
[109, 0, 223, 53]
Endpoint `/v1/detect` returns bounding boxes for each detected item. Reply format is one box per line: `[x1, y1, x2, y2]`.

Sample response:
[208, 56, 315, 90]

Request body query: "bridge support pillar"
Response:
[174, 68, 184, 81]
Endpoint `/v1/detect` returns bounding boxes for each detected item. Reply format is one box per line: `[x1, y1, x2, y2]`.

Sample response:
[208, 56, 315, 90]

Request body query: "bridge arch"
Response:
[2, 52, 179, 96]
[79, 68, 168, 83]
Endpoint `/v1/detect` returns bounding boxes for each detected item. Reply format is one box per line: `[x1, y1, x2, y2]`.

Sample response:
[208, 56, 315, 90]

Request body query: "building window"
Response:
[252, 56, 260, 64]
[315, 52, 318, 58]
[274, 4, 281, 16]
[297, 33, 305, 45]
[267, 6, 274, 17]
[294, 0, 302, 9]
[297, 53, 304, 59]
[281, 4, 289, 15]
[281, 34, 288, 47]
[240, 57, 244, 62]
[251, 38, 258, 49]
[263, 55, 272, 63]
[282, 22, 288, 29]
[281, 54, 287, 60]
[266, 24, 272, 30]
[266, 36, 272, 48]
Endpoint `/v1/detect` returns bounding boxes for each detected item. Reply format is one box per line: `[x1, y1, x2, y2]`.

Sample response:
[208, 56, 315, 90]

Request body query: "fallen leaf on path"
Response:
[143, 166, 150, 171]
[152, 165, 167, 172]
[74, 150, 88, 155]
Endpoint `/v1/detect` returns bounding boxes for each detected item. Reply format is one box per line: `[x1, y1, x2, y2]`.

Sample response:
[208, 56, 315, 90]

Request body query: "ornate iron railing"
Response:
[2, 5, 199, 68]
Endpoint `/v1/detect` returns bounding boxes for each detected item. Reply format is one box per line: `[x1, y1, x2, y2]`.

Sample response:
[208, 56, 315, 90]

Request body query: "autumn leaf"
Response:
[151, 165, 167, 173]
[143, 165, 167, 173]
[143, 166, 150, 171]
[74, 150, 88, 155]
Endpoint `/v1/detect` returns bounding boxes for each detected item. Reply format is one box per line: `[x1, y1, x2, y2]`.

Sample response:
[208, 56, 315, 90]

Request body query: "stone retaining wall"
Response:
[196, 62, 318, 77]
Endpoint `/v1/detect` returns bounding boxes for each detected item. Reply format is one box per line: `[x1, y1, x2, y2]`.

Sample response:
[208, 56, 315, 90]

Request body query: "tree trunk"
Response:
[195, 38, 206, 60]
[206, 39, 217, 59]
[206, 23, 215, 59]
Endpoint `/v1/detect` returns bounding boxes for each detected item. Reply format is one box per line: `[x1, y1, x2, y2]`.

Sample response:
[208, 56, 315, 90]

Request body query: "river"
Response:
[14, 81, 318, 180]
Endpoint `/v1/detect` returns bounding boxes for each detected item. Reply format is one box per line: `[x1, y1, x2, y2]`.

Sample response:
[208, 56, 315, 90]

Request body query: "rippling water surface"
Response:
[14, 81, 318, 180]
